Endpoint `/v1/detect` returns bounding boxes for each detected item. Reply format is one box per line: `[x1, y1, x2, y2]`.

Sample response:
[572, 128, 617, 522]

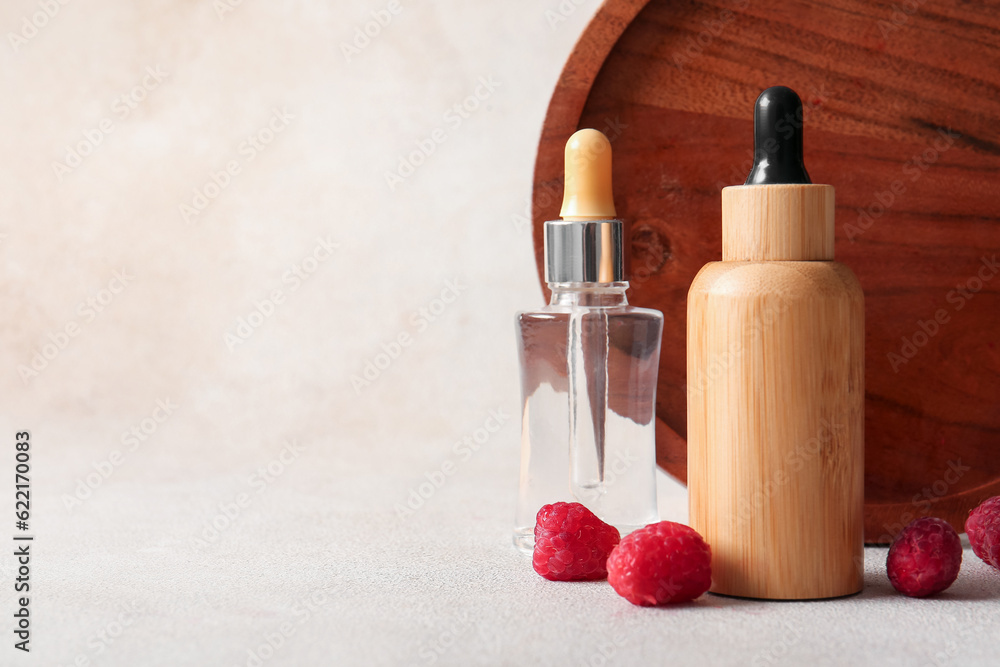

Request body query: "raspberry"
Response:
[966, 495, 1000, 571]
[886, 517, 962, 597]
[606, 521, 711, 605]
[532, 502, 620, 581]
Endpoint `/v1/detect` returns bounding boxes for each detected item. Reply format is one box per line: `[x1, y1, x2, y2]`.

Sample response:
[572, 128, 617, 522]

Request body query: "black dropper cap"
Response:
[744, 86, 811, 185]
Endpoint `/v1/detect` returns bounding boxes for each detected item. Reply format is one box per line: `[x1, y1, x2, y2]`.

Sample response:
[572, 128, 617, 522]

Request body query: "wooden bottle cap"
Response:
[722, 184, 835, 261]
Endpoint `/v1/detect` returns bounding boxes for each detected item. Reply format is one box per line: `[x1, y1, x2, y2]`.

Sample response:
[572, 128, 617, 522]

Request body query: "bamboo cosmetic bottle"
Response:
[687, 86, 865, 600]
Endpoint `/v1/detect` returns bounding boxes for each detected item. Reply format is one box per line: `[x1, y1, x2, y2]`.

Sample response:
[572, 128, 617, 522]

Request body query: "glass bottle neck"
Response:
[548, 282, 629, 307]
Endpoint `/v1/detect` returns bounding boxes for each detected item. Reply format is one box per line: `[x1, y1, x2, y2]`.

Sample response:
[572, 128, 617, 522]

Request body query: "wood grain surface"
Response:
[531, 0, 1000, 542]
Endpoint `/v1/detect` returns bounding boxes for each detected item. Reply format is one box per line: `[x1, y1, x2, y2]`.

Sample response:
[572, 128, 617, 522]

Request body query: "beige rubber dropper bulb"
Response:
[560, 129, 616, 222]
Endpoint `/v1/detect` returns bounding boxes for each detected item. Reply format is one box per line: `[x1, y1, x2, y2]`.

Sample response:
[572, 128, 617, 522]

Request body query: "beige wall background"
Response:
[0, 0, 598, 475]
[0, 5, 691, 662]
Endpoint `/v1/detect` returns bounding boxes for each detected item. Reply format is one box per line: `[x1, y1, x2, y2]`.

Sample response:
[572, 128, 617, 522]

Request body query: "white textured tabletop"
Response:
[0, 1, 998, 665]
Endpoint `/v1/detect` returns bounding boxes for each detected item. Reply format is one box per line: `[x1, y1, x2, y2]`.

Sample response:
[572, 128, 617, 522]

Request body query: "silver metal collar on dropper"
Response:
[543, 219, 624, 284]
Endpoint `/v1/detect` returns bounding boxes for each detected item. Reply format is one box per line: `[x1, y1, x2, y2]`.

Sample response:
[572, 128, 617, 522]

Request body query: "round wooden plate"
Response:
[531, 0, 1000, 543]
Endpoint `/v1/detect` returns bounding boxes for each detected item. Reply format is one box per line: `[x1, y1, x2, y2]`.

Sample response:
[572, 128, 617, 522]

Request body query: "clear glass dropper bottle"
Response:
[513, 129, 663, 552]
